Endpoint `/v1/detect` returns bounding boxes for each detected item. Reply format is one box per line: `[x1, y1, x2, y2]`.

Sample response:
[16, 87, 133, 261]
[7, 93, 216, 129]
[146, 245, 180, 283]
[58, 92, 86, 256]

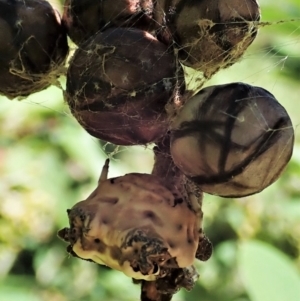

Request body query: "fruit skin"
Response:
[0, 0, 69, 99]
[66, 27, 181, 146]
[170, 83, 294, 198]
[62, 0, 156, 45]
[155, 0, 260, 77]
[58, 160, 200, 281]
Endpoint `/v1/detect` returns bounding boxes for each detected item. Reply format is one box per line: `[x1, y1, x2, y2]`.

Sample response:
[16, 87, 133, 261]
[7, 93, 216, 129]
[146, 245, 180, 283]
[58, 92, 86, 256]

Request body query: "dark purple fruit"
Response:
[66, 27, 181, 146]
[156, 0, 260, 77]
[62, 0, 156, 45]
[0, 0, 69, 99]
[170, 83, 294, 198]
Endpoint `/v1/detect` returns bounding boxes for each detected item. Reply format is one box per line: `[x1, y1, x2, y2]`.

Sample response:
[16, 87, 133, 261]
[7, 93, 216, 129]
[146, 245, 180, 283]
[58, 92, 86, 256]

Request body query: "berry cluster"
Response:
[0, 1, 294, 300]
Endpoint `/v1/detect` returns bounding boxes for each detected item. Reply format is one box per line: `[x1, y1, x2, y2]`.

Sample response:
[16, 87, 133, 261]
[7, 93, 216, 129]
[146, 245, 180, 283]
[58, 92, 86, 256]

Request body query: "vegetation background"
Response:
[0, 0, 299, 300]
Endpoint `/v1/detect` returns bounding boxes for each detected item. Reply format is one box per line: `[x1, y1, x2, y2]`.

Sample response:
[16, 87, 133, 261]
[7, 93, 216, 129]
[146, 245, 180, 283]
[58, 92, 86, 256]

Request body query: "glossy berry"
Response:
[170, 83, 294, 197]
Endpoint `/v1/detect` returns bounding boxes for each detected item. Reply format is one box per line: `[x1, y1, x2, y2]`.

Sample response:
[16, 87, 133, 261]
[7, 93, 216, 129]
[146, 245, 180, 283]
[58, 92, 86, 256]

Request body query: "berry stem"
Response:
[152, 134, 184, 191]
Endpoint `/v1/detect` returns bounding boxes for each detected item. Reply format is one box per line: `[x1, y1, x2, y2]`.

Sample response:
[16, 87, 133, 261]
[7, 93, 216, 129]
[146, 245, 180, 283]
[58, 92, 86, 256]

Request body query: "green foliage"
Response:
[0, 1, 299, 301]
[239, 241, 300, 301]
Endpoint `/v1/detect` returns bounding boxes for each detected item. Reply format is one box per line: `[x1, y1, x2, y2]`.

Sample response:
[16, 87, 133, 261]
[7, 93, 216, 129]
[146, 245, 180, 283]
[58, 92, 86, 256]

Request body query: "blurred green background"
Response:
[0, 1, 299, 300]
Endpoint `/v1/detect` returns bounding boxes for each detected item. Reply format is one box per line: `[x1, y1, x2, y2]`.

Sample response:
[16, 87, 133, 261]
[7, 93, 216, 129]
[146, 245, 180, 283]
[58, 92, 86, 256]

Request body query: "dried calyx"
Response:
[170, 83, 294, 198]
[138, 265, 199, 301]
[135, 136, 212, 300]
[66, 27, 183, 145]
[0, 0, 68, 99]
[58, 160, 210, 283]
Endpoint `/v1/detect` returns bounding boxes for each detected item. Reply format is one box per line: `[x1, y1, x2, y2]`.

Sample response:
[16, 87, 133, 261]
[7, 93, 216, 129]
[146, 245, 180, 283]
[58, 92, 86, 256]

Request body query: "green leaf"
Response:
[238, 240, 300, 301]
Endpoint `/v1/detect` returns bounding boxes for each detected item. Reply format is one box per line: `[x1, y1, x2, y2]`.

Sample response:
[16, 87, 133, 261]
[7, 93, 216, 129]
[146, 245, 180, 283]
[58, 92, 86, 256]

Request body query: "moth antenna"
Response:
[99, 159, 109, 183]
